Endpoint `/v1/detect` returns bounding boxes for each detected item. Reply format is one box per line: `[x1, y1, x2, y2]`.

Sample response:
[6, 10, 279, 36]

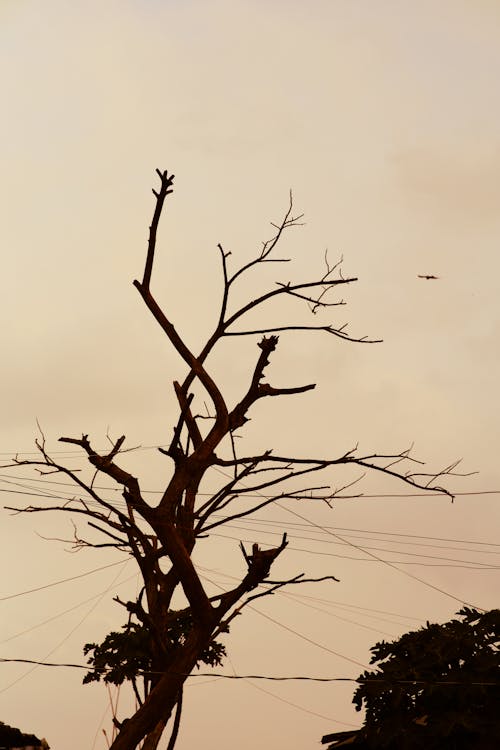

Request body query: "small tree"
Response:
[83, 615, 226, 749]
[323, 608, 500, 749]
[5, 170, 459, 750]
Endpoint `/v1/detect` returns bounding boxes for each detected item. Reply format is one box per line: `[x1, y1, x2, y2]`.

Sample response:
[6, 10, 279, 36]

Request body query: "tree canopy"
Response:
[83, 612, 226, 703]
[0, 721, 47, 749]
[323, 607, 500, 749]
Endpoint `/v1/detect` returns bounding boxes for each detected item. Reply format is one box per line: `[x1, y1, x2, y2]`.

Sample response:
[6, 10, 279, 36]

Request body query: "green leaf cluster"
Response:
[352, 607, 500, 749]
[83, 615, 226, 687]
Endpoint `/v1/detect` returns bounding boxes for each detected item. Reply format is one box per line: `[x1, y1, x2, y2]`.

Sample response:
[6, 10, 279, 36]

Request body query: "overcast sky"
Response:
[1, 1, 499, 748]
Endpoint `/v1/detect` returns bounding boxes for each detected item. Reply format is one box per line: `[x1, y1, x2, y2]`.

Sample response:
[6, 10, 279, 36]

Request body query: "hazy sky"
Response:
[1, 2, 499, 748]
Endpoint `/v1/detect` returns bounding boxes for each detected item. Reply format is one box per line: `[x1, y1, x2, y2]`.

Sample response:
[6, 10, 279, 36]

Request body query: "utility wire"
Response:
[0, 559, 128, 602]
[0, 659, 498, 686]
[0, 573, 137, 644]
[1, 476, 499, 569]
[278, 502, 488, 611]
[198, 564, 416, 635]
[219, 516, 500, 552]
[0, 445, 168, 456]
[199, 569, 369, 670]
[0, 562, 130, 695]
[1, 479, 498, 568]
[248, 606, 369, 669]
[2, 471, 500, 500]
[211, 530, 500, 569]
[0, 549, 433, 632]
[243, 675, 356, 725]
[277, 589, 396, 638]
[227, 651, 358, 727]
[2, 475, 499, 550]
[212, 523, 500, 568]
[211, 466, 490, 611]
[4, 473, 496, 568]
[290, 594, 426, 624]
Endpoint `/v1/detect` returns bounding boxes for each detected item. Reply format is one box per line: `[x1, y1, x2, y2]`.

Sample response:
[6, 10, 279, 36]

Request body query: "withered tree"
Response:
[5, 170, 458, 750]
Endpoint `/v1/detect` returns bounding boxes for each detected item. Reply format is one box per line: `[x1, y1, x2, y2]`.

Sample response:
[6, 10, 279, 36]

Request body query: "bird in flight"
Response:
[417, 274, 440, 280]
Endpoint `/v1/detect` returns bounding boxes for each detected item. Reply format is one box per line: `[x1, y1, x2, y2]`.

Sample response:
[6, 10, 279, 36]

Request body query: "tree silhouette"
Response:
[323, 607, 500, 749]
[4, 170, 460, 750]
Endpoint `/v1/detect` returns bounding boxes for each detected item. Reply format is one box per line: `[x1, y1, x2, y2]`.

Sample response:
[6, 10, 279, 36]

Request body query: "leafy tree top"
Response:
[83, 614, 226, 688]
[350, 607, 500, 749]
[0, 721, 45, 748]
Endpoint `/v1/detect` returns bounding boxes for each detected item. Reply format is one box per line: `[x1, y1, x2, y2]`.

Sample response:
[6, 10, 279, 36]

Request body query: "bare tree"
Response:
[4, 170, 459, 750]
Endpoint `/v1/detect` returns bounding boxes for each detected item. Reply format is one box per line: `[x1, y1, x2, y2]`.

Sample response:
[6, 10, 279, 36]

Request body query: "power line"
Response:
[0, 562, 130, 695]
[278, 592, 426, 626]
[225, 650, 357, 727]
[0, 559, 128, 602]
[2, 475, 499, 551]
[199, 564, 426, 628]
[249, 605, 369, 670]
[0, 460, 494, 646]
[1, 478, 498, 568]
[1, 474, 499, 569]
[210, 466, 490, 611]
[198, 565, 416, 641]
[213, 523, 500, 568]
[0, 545, 430, 633]
[199, 569, 370, 670]
[211, 530, 500, 569]
[0, 659, 498, 686]
[2, 470, 500, 500]
[4, 477, 498, 571]
[3, 474, 498, 559]
[220, 516, 500, 551]
[278, 502, 488, 611]
[277, 589, 396, 638]
[0, 445, 169, 456]
[243, 670, 358, 726]
[0, 573, 138, 644]
[245, 678, 350, 723]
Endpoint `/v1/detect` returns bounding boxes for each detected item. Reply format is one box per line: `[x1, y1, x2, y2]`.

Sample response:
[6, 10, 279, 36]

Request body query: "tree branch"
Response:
[142, 169, 175, 291]
[132, 284, 230, 455]
[223, 278, 357, 331]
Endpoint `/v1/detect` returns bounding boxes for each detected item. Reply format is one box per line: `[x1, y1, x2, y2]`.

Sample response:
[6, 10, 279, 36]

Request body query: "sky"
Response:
[1, 1, 499, 748]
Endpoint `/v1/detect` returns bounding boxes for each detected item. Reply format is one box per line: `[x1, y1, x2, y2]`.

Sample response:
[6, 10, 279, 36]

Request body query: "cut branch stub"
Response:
[228, 335, 315, 432]
[257, 333, 279, 358]
[240, 533, 288, 585]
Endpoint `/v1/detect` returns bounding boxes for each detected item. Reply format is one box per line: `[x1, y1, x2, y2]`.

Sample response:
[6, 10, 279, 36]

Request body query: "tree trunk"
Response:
[110, 634, 206, 750]
[140, 718, 167, 750]
[139, 690, 182, 750]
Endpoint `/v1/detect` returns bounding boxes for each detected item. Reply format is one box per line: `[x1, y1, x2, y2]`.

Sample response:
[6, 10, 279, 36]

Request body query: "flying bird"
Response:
[418, 274, 440, 280]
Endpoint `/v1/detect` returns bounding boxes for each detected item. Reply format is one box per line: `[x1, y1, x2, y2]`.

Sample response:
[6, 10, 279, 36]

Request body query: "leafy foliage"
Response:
[0, 721, 45, 748]
[351, 607, 500, 749]
[83, 615, 226, 687]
